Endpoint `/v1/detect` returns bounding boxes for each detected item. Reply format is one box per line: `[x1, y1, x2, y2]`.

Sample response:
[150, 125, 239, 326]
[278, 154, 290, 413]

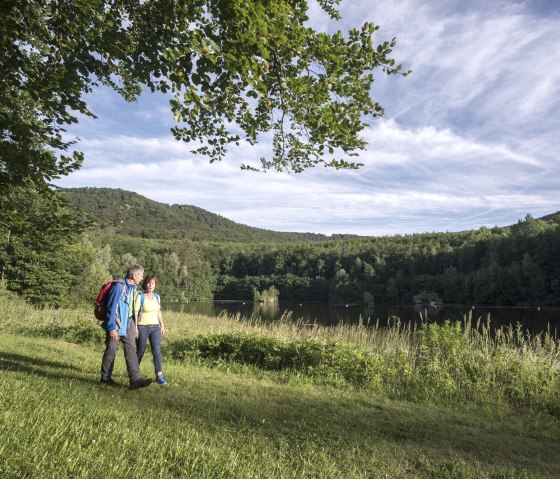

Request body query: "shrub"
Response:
[169, 332, 384, 387]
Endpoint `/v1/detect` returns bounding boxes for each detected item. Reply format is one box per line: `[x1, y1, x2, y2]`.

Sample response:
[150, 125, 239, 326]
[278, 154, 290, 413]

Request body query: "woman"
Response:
[134, 275, 167, 385]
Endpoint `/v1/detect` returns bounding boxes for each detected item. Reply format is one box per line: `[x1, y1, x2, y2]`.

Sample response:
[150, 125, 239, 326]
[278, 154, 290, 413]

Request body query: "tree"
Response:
[1, 1, 409, 305]
[1, 0, 407, 191]
[253, 285, 279, 302]
[0, 189, 108, 306]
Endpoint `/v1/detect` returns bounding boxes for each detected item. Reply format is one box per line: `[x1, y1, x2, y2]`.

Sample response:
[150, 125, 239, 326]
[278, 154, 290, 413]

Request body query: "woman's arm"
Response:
[158, 309, 165, 336]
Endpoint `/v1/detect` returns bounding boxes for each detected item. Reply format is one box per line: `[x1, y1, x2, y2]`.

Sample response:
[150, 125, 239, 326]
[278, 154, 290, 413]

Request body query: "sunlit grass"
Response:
[1, 334, 558, 478]
[2, 286, 559, 415]
[1, 284, 559, 478]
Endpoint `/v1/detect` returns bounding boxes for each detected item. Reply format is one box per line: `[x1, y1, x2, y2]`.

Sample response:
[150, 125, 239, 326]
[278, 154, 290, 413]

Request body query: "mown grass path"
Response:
[1, 334, 558, 479]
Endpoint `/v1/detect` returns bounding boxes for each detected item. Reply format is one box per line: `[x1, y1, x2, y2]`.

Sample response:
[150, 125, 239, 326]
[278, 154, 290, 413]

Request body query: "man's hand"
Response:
[109, 330, 118, 341]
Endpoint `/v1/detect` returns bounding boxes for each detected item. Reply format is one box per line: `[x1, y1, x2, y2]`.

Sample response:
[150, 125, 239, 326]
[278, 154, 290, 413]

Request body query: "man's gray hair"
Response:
[126, 264, 144, 279]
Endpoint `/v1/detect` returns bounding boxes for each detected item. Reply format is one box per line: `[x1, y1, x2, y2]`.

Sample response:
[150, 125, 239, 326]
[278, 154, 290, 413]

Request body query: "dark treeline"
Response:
[213, 216, 560, 306]
[3, 187, 559, 307]
[97, 214, 560, 307]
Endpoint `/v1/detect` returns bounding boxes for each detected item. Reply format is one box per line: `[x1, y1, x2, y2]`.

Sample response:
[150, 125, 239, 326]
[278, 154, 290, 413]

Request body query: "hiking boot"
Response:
[100, 378, 119, 387]
[130, 378, 153, 390]
[156, 374, 168, 385]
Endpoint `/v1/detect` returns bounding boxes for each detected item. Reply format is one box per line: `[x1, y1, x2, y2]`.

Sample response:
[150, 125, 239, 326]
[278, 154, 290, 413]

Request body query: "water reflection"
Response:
[163, 301, 559, 335]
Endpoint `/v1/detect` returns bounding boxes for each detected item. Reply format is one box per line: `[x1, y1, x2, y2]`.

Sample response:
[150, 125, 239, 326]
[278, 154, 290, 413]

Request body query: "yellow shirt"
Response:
[135, 293, 160, 325]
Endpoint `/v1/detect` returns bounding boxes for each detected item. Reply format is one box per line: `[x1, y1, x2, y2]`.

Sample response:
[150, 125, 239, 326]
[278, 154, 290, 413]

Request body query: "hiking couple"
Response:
[100, 264, 167, 389]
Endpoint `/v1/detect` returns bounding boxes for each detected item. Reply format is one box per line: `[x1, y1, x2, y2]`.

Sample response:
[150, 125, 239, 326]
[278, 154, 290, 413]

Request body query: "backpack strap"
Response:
[140, 292, 160, 307]
[118, 280, 127, 301]
[138, 292, 144, 322]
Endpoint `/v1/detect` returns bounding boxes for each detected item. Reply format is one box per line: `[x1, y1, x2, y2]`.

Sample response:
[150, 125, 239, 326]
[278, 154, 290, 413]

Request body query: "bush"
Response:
[166, 319, 560, 415]
[169, 332, 385, 387]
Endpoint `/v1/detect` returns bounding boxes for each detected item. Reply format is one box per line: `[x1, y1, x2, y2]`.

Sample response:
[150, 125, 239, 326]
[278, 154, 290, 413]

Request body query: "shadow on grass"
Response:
[137, 370, 560, 477]
[0, 351, 84, 372]
[0, 351, 108, 387]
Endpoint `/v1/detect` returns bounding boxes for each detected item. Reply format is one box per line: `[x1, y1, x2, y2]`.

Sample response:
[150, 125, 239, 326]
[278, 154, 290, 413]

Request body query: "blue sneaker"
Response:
[156, 374, 168, 385]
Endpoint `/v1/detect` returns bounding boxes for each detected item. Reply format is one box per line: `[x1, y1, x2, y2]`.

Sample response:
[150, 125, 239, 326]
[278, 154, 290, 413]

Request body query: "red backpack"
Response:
[94, 279, 126, 321]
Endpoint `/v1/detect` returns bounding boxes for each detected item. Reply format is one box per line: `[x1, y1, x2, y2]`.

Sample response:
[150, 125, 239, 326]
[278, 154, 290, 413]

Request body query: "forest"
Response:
[3, 187, 557, 308]
[1, 0, 409, 308]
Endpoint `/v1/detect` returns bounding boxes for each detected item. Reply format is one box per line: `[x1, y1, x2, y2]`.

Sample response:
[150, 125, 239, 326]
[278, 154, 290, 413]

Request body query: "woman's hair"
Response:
[142, 275, 157, 291]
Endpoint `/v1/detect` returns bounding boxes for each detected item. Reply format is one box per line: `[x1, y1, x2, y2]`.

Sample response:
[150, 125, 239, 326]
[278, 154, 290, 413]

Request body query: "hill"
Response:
[539, 211, 560, 222]
[62, 187, 560, 243]
[60, 187, 331, 242]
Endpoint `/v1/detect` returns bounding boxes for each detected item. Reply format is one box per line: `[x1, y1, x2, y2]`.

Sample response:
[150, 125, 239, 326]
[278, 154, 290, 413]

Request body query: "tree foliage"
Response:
[0, 186, 108, 306]
[11, 1, 553, 313]
[1, 0, 408, 192]
[103, 213, 560, 306]
[206, 215, 560, 306]
[0, 1, 408, 305]
[4, 183, 560, 307]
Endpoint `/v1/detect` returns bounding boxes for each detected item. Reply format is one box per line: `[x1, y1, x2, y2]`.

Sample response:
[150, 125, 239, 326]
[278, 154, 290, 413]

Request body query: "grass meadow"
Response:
[1, 288, 559, 478]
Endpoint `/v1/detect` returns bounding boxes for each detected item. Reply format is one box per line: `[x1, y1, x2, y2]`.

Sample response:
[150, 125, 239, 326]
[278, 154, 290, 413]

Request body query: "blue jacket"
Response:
[103, 278, 137, 335]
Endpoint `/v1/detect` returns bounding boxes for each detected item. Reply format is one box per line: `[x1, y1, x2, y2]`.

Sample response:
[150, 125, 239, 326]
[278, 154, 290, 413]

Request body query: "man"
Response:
[100, 264, 152, 389]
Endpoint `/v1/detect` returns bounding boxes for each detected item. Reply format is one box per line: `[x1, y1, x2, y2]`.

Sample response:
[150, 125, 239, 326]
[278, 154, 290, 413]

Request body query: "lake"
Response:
[163, 301, 559, 335]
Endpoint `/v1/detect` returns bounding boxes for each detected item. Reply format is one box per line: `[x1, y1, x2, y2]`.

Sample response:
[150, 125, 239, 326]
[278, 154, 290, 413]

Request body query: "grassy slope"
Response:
[1, 333, 558, 479]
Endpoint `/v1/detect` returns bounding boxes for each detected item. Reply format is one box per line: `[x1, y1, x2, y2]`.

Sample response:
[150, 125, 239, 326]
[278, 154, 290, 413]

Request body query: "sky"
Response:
[57, 0, 560, 236]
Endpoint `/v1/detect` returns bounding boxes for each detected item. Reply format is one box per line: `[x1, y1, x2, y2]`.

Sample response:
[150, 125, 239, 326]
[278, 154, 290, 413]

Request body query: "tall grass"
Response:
[2, 334, 555, 479]
[1, 286, 559, 415]
[2, 286, 560, 478]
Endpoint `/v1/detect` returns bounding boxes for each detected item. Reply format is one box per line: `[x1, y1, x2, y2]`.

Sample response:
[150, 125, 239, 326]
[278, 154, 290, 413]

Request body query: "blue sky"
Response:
[57, 0, 560, 236]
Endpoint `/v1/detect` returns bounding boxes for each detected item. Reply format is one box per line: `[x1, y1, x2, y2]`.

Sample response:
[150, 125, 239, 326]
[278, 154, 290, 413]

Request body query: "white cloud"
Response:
[58, 118, 559, 235]
[58, 0, 560, 236]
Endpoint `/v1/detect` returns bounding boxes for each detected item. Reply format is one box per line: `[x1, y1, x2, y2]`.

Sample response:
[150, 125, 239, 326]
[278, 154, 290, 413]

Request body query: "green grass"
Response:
[1, 288, 559, 478]
[1, 334, 559, 478]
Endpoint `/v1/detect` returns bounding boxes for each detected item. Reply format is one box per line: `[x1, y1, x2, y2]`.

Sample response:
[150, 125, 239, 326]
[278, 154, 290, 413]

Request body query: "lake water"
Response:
[163, 301, 559, 335]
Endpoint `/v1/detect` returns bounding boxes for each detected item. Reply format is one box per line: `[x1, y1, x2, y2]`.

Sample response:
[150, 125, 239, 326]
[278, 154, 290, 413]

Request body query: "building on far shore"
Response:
[413, 292, 443, 306]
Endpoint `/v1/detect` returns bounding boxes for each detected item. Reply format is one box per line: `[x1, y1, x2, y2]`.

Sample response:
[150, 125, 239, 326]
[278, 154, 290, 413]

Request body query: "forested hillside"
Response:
[538, 211, 560, 222]
[58, 188, 560, 307]
[4, 187, 558, 307]
[203, 218, 560, 306]
[60, 188, 329, 243]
